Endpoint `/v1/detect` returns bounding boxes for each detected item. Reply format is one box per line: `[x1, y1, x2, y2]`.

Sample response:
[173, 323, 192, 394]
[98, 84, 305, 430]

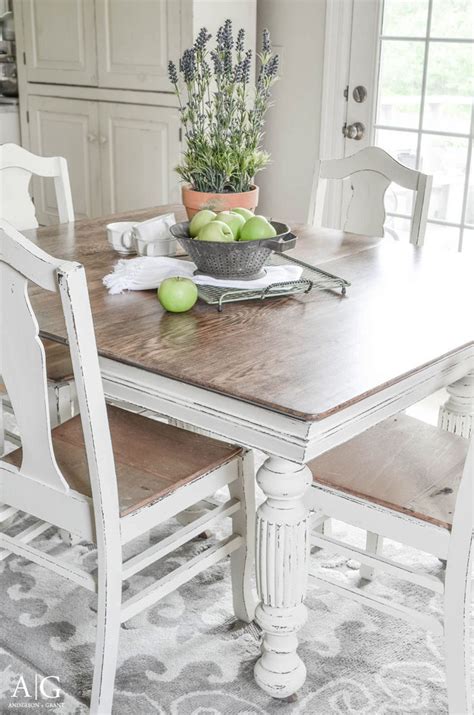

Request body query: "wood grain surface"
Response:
[309, 413, 467, 529]
[5, 404, 241, 516]
[21, 205, 474, 422]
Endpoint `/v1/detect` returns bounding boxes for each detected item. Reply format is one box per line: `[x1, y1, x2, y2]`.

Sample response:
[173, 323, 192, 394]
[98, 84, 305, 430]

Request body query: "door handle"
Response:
[342, 122, 365, 140]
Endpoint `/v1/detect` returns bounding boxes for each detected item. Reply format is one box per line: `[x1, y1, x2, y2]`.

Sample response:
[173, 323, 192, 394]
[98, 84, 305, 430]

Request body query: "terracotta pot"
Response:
[181, 185, 259, 219]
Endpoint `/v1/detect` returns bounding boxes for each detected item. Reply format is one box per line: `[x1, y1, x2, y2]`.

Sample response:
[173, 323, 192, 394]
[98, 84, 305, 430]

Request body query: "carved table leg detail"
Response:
[254, 456, 312, 699]
[438, 371, 474, 438]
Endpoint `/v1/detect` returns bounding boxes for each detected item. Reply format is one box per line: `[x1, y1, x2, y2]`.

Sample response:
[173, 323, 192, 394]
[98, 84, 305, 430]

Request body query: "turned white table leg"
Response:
[438, 371, 474, 438]
[254, 456, 312, 699]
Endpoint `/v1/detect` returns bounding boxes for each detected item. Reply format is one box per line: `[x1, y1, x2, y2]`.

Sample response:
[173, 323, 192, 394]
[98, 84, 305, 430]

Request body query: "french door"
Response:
[340, 0, 474, 252]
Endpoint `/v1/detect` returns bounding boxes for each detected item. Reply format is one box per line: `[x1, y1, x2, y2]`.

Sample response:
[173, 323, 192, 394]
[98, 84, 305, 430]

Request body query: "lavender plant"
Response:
[168, 20, 279, 194]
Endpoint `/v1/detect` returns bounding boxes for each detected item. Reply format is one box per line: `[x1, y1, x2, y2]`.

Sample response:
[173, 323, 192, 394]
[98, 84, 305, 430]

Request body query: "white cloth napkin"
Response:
[133, 213, 175, 242]
[103, 256, 303, 295]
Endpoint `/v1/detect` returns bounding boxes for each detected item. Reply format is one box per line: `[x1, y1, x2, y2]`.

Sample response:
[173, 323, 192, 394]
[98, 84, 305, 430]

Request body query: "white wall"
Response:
[256, 0, 327, 223]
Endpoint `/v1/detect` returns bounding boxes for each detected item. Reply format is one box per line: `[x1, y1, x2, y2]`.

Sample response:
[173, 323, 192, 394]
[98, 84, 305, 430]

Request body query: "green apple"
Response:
[189, 209, 217, 237]
[158, 276, 198, 313]
[213, 211, 245, 239]
[232, 207, 254, 221]
[239, 215, 277, 241]
[196, 220, 234, 242]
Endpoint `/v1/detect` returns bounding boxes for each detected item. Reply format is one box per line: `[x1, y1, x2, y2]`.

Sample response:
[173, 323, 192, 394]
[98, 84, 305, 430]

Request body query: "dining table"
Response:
[24, 204, 474, 699]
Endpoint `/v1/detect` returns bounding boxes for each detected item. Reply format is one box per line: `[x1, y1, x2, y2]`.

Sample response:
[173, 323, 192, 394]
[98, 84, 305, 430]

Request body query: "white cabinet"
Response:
[28, 96, 101, 223]
[22, 0, 97, 86]
[20, 0, 180, 91]
[95, 0, 181, 91]
[99, 102, 181, 213]
[27, 95, 181, 221]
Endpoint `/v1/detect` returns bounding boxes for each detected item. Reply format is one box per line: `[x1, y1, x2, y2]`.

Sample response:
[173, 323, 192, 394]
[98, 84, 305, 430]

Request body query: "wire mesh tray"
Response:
[196, 253, 350, 312]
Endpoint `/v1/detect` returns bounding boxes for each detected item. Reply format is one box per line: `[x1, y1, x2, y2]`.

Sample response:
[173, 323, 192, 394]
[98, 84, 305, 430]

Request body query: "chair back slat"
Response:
[0, 222, 120, 530]
[0, 222, 70, 490]
[0, 143, 74, 230]
[310, 146, 432, 246]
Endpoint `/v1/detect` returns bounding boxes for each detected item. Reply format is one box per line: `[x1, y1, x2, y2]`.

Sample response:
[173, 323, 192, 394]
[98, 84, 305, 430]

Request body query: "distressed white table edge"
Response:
[100, 346, 474, 699]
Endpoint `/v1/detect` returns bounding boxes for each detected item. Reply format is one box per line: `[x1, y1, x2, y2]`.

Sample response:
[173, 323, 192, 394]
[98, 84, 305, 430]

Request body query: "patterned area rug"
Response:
[1, 400, 471, 715]
[1, 496, 470, 715]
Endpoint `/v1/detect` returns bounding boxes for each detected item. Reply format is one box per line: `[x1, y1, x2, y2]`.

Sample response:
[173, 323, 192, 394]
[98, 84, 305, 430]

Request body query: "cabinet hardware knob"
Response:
[100, 136, 108, 144]
[87, 133, 97, 142]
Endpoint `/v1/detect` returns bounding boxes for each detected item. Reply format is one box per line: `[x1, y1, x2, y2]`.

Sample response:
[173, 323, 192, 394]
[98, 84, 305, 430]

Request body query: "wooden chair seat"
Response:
[6, 405, 241, 517]
[43, 339, 74, 382]
[309, 414, 468, 530]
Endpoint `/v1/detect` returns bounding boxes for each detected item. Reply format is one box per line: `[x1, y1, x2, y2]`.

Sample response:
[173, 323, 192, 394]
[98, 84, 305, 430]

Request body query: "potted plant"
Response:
[168, 20, 279, 218]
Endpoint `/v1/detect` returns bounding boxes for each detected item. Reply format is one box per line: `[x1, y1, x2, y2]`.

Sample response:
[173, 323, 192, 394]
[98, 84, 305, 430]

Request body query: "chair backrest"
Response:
[309, 146, 432, 246]
[0, 219, 119, 534]
[0, 143, 74, 230]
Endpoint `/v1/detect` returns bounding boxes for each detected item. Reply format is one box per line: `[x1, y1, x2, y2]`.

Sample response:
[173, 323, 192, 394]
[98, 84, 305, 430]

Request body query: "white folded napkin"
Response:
[103, 256, 303, 295]
[133, 213, 175, 242]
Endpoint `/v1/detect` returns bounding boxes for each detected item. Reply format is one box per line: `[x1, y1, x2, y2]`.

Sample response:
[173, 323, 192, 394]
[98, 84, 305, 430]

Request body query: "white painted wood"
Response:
[254, 456, 312, 699]
[444, 440, 473, 715]
[0, 142, 74, 230]
[359, 531, 383, 581]
[121, 535, 243, 623]
[0, 249, 69, 492]
[122, 498, 240, 580]
[308, 422, 473, 713]
[120, 459, 239, 545]
[0, 520, 52, 563]
[0, 505, 18, 523]
[309, 481, 450, 559]
[0, 532, 97, 591]
[99, 102, 181, 213]
[344, 0, 381, 157]
[0, 395, 4, 457]
[310, 571, 444, 635]
[311, 146, 432, 246]
[21, 0, 98, 86]
[316, 0, 353, 229]
[310, 533, 444, 594]
[229, 449, 257, 623]
[101, 346, 474, 466]
[27, 97, 101, 222]
[96, 0, 181, 92]
[439, 371, 474, 438]
[0, 221, 255, 712]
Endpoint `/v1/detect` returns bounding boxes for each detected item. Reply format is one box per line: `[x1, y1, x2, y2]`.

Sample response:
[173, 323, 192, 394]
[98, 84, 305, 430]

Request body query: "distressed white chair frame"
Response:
[0, 144, 75, 451]
[308, 435, 473, 715]
[309, 146, 433, 246]
[0, 142, 74, 230]
[0, 221, 256, 714]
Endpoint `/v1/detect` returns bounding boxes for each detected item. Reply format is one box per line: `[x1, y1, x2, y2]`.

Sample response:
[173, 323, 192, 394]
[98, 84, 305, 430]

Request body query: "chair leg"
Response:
[0, 393, 4, 456]
[360, 532, 383, 580]
[228, 449, 257, 623]
[444, 543, 472, 715]
[89, 559, 122, 715]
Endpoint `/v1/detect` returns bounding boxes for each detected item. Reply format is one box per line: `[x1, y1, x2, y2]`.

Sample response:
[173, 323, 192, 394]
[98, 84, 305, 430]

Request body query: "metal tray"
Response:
[195, 253, 350, 312]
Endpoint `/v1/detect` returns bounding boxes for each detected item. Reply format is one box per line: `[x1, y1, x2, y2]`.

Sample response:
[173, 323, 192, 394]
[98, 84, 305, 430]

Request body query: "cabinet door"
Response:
[22, 0, 97, 85]
[95, 0, 180, 91]
[28, 96, 102, 223]
[99, 102, 181, 214]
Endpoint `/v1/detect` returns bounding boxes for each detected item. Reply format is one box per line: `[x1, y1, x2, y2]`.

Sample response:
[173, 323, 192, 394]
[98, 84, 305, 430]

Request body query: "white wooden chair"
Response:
[0, 221, 256, 714]
[308, 413, 472, 714]
[309, 146, 432, 246]
[0, 143, 76, 447]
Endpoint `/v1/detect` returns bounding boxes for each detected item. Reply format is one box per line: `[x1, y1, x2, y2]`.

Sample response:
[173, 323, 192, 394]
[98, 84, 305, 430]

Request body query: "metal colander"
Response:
[169, 220, 296, 280]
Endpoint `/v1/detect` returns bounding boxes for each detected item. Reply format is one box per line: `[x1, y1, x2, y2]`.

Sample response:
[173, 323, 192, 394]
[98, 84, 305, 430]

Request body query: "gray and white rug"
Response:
[1, 499, 470, 714]
[1, 398, 471, 715]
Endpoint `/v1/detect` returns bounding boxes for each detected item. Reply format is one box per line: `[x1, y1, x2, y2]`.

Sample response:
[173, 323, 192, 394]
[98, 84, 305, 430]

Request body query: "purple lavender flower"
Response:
[168, 60, 178, 85]
[262, 28, 271, 53]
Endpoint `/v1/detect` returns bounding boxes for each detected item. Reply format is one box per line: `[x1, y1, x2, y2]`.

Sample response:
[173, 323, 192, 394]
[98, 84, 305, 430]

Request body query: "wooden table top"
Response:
[24, 205, 473, 422]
